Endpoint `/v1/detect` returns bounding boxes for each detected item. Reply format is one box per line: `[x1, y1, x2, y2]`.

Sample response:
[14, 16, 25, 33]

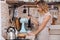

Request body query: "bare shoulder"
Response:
[45, 12, 51, 16]
[43, 12, 51, 22]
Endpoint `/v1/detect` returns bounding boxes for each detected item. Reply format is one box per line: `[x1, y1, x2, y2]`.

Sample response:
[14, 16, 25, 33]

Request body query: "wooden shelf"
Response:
[48, 2, 60, 5]
[6, 1, 37, 7]
[6, 0, 60, 8]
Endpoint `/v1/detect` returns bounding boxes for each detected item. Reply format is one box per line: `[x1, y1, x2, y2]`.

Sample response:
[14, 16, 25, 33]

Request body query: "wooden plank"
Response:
[6, 0, 19, 4]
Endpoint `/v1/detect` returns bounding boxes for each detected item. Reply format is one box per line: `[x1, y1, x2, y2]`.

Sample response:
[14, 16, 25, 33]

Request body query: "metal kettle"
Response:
[7, 26, 16, 40]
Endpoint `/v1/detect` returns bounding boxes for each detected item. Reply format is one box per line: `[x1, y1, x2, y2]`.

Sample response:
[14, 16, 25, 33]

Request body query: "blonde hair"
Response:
[37, 1, 49, 14]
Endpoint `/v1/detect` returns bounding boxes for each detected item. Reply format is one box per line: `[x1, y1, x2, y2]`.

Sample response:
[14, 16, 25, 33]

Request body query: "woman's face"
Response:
[37, 5, 42, 13]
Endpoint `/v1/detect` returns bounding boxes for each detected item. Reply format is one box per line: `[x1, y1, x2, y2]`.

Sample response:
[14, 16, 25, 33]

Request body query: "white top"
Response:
[38, 12, 52, 27]
[36, 12, 52, 40]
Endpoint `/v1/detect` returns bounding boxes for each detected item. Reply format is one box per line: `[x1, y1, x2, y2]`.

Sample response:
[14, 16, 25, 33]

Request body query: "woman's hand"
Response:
[27, 32, 35, 36]
[27, 16, 31, 19]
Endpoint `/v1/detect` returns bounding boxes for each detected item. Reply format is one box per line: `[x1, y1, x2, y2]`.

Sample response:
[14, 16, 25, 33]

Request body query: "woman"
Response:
[28, 1, 52, 40]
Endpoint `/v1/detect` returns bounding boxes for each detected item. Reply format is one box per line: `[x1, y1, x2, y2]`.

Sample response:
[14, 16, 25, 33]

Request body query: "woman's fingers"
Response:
[27, 32, 35, 36]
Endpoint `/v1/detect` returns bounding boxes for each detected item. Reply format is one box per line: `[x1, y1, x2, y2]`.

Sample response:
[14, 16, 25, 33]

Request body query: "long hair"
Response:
[37, 1, 49, 13]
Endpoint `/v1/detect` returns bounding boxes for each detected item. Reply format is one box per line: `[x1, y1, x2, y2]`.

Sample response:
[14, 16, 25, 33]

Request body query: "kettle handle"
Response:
[7, 26, 15, 33]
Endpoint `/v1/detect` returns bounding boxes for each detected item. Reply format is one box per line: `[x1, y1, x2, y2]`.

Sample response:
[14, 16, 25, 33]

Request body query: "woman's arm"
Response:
[27, 16, 39, 26]
[31, 17, 39, 26]
[33, 15, 51, 36]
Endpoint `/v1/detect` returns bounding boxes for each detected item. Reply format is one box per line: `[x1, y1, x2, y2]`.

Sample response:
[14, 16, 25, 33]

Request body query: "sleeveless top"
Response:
[35, 12, 52, 40]
[38, 12, 52, 27]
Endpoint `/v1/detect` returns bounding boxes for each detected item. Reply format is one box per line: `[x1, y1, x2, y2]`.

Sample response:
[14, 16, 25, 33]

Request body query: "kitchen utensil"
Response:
[20, 18, 28, 33]
[7, 26, 16, 40]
